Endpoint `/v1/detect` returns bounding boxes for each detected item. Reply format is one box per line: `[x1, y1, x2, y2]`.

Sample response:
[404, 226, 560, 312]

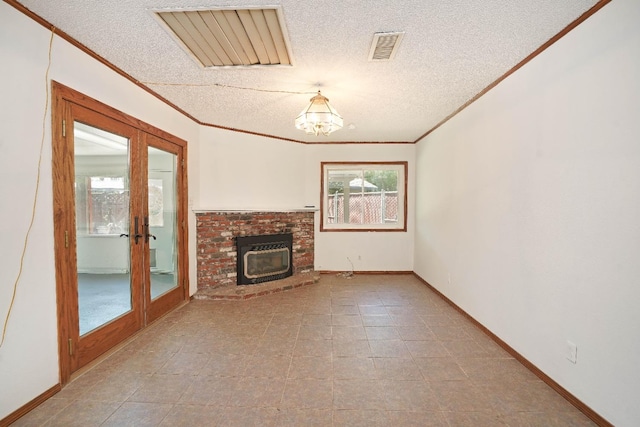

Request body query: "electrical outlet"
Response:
[358, 255, 362, 261]
[566, 341, 577, 364]
[448, 273, 451, 284]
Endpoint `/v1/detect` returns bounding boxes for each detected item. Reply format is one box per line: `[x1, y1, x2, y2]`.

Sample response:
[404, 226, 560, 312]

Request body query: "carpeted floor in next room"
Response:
[14, 274, 595, 426]
[78, 273, 176, 335]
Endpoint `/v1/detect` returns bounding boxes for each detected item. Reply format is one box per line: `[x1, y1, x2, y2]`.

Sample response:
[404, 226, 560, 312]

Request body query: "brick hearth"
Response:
[195, 211, 315, 299]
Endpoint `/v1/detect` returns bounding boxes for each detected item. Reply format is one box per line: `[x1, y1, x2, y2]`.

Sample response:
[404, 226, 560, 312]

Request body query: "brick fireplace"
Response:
[196, 211, 314, 291]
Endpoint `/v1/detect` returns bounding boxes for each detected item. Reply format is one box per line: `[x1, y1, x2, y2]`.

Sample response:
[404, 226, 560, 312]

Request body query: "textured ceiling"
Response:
[15, 0, 602, 143]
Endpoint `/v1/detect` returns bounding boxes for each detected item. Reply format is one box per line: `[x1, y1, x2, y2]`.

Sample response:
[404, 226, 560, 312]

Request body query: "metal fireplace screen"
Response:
[236, 233, 293, 285]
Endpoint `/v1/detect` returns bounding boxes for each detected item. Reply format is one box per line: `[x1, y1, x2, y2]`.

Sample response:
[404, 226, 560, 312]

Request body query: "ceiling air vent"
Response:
[368, 31, 404, 61]
[154, 7, 292, 68]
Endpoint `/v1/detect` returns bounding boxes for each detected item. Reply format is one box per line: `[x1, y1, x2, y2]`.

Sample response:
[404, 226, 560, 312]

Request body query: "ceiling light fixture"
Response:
[295, 91, 343, 136]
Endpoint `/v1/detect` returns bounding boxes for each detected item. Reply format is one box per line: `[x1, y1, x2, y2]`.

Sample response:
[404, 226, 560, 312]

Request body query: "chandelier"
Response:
[295, 91, 343, 136]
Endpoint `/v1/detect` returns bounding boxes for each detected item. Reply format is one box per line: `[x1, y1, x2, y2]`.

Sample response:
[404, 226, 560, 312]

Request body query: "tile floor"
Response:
[13, 274, 596, 426]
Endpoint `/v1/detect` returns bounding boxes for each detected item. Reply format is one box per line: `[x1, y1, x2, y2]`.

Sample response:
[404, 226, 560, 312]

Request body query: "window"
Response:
[75, 176, 129, 235]
[75, 176, 163, 235]
[321, 162, 407, 231]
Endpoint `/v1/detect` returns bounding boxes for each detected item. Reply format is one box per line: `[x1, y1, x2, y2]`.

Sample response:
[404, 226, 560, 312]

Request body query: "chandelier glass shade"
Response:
[295, 91, 343, 136]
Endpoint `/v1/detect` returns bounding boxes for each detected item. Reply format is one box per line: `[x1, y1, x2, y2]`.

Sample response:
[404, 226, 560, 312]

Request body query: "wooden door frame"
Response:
[52, 81, 190, 384]
[66, 103, 144, 372]
[143, 132, 188, 324]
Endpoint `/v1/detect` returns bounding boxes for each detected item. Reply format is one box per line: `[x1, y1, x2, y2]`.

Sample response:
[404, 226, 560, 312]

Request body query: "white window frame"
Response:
[320, 161, 407, 232]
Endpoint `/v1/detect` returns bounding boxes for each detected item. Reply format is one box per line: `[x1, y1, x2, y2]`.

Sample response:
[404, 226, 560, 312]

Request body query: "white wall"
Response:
[0, 3, 414, 417]
[195, 129, 415, 273]
[196, 127, 307, 211]
[0, 2, 199, 419]
[306, 144, 415, 272]
[414, 1, 640, 425]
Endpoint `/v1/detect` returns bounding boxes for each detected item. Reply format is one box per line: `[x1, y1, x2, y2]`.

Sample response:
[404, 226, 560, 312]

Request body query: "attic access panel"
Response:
[154, 7, 292, 68]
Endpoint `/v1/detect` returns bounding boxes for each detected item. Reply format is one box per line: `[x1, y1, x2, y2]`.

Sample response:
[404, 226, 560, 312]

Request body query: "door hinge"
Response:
[181, 158, 185, 168]
[64, 230, 69, 248]
[62, 119, 66, 137]
[68, 338, 73, 356]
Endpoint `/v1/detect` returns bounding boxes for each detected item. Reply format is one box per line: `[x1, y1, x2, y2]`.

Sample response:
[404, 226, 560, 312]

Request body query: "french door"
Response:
[52, 82, 188, 383]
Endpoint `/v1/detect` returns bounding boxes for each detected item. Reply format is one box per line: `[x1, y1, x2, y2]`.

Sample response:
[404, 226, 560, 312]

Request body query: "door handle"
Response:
[144, 216, 156, 242]
[119, 233, 129, 238]
[133, 217, 143, 244]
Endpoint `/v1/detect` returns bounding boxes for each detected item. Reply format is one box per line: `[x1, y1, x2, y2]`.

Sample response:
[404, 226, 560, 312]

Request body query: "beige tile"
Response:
[116, 350, 175, 374]
[442, 410, 510, 426]
[212, 337, 259, 355]
[216, 406, 279, 427]
[302, 313, 332, 325]
[473, 380, 521, 413]
[523, 381, 582, 413]
[405, 340, 450, 358]
[390, 313, 426, 326]
[373, 357, 422, 380]
[158, 404, 221, 426]
[332, 325, 367, 341]
[281, 378, 333, 408]
[229, 377, 285, 407]
[355, 295, 384, 306]
[14, 275, 595, 427]
[333, 409, 389, 426]
[414, 357, 468, 381]
[294, 339, 333, 357]
[288, 356, 332, 379]
[430, 380, 495, 412]
[254, 337, 296, 356]
[243, 354, 292, 378]
[297, 324, 332, 340]
[332, 314, 363, 327]
[52, 370, 107, 400]
[263, 324, 301, 341]
[501, 410, 597, 426]
[365, 326, 400, 340]
[127, 374, 192, 403]
[333, 340, 372, 357]
[333, 357, 378, 380]
[9, 397, 74, 427]
[333, 379, 385, 410]
[303, 303, 332, 315]
[386, 410, 448, 426]
[396, 325, 437, 341]
[331, 304, 360, 315]
[380, 380, 440, 411]
[332, 296, 357, 306]
[276, 408, 333, 426]
[430, 324, 473, 340]
[361, 314, 394, 326]
[200, 353, 249, 377]
[158, 351, 210, 375]
[422, 314, 456, 327]
[272, 302, 306, 314]
[441, 339, 490, 358]
[270, 312, 303, 325]
[368, 340, 411, 358]
[179, 375, 237, 406]
[358, 305, 388, 315]
[101, 402, 173, 426]
[473, 334, 514, 358]
[77, 371, 148, 402]
[383, 304, 414, 314]
[456, 357, 538, 382]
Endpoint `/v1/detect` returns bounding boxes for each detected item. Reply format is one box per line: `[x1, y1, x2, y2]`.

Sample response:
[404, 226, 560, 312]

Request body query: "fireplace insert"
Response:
[236, 233, 293, 285]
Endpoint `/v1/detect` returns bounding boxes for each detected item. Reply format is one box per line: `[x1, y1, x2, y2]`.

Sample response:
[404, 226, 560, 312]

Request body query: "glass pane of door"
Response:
[74, 122, 132, 335]
[148, 146, 179, 299]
